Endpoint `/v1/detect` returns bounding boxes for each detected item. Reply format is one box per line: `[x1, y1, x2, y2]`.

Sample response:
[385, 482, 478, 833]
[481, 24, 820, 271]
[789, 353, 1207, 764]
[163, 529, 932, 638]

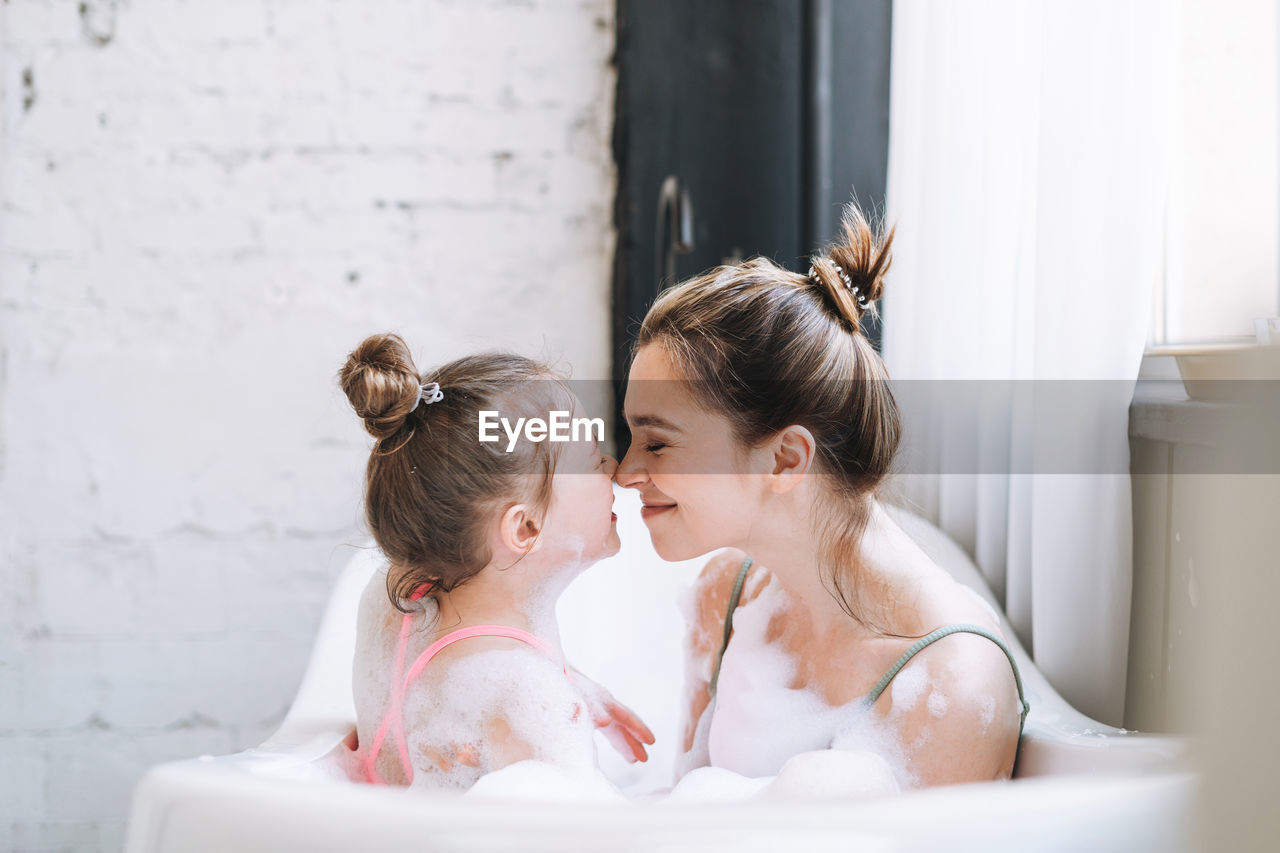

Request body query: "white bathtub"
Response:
[126, 490, 1193, 852]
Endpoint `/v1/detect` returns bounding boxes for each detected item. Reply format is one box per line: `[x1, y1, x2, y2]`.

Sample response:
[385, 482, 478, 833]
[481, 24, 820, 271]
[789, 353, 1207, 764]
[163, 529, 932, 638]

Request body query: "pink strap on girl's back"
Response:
[360, 583, 567, 786]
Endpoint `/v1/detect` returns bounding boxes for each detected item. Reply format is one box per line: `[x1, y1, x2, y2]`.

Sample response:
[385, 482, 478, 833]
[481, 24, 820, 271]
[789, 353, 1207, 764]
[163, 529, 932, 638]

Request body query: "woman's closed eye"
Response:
[644, 442, 668, 453]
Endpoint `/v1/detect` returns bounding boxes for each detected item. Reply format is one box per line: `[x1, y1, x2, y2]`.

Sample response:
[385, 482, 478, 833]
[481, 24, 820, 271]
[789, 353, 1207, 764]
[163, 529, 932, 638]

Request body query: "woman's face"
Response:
[616, 344, 768, 561]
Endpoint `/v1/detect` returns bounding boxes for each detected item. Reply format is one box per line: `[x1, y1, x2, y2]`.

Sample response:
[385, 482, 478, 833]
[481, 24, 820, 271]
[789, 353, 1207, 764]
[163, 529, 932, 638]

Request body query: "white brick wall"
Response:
[0, 1, 616, 849]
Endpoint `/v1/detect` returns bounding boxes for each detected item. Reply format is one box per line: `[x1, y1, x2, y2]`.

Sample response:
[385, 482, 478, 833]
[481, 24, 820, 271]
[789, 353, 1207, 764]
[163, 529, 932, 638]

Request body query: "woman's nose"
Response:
[613, 443, 646, 489]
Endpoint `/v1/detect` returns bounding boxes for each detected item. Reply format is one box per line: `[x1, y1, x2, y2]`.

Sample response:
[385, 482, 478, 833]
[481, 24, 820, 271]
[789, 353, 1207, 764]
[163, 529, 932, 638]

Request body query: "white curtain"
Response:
[882, 0, 1175, 726]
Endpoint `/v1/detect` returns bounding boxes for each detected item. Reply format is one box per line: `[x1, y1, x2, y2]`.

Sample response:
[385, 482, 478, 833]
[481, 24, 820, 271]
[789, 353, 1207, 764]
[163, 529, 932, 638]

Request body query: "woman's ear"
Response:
[497, 502, 543, 555]
[767, 425, 816, 494]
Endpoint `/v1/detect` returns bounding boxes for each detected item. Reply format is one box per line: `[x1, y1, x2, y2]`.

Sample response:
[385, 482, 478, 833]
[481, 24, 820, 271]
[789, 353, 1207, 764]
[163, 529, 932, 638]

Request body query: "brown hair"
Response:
[338, 333, 571, 612]
[634, 202, 903, 632]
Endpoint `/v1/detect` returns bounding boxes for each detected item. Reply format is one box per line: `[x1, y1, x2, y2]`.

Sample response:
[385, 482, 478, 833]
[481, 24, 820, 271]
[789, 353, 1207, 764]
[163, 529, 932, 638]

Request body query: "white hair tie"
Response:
[409, 381, 444, 413]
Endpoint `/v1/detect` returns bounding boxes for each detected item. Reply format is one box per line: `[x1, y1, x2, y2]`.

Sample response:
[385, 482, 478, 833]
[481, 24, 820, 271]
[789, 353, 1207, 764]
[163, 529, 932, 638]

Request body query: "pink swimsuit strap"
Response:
[361, 582, 567, 786]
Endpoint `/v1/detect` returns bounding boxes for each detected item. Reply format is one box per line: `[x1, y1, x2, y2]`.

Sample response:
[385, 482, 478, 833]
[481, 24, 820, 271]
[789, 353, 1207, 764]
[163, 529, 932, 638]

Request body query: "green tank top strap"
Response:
[863, 623, 1031, 735]
[707, 556, 1031, 734]
[707, 555, 754, 698]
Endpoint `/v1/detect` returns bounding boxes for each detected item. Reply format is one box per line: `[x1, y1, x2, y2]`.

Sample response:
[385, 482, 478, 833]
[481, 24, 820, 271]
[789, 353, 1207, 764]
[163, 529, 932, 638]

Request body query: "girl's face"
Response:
[540, 400, 621, 565]
[616, 344, 768, 561]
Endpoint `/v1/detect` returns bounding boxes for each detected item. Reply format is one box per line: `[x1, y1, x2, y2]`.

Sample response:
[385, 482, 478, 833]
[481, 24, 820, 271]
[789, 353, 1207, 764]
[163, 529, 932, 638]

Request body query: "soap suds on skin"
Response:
[357, 556, 1012, 799]
[890, 662, 928, 712]
[353, 563, 596, 791]
[701, 579, 833, 779]
[978, 695, 996, 734]
[401, 647, 597, 790]
[696, 576, 923, 790]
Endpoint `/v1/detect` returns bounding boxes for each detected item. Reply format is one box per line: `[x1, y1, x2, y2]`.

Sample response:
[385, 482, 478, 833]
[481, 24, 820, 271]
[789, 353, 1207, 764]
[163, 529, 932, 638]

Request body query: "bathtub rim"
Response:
[127, 740, 1198, 853]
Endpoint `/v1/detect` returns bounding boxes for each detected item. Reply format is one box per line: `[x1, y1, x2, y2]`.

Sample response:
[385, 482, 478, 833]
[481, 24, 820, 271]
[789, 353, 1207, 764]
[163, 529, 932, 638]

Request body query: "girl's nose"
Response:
[601, 453, 619, 478]
[614, 443, 646, 489]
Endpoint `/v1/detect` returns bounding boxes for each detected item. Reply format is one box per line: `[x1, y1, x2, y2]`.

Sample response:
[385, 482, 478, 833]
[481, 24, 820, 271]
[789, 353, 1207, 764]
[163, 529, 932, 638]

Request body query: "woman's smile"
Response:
[640, 500, 676, 521]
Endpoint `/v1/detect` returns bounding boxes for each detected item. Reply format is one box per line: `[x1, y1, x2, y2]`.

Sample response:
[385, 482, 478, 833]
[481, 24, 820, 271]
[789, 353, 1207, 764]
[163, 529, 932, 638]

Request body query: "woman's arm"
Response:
[676, 549, 755, 777]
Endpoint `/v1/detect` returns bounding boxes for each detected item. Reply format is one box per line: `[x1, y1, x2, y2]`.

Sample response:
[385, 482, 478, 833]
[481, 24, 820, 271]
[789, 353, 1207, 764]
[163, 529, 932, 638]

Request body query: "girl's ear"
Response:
[767, 424, 816, 494]
[498, 502, 543, 554]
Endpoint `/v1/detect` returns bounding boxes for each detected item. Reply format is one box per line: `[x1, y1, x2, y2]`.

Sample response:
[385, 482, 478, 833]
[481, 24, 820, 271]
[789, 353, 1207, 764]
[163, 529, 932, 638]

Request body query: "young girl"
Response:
[338, 333, 653, 790]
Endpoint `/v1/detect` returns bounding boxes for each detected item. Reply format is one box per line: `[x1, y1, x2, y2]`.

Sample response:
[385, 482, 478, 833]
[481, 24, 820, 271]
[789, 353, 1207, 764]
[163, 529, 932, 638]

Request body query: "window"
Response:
[1153, 0, 1280, 346]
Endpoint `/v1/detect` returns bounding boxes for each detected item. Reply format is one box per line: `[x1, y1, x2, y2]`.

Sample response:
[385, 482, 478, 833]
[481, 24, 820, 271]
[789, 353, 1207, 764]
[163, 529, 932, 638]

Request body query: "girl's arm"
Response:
[566, 667, 654, 763]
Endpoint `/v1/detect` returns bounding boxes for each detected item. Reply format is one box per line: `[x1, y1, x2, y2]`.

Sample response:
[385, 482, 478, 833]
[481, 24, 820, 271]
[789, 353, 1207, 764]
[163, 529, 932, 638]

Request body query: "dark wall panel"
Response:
[613, 0, 893, 435]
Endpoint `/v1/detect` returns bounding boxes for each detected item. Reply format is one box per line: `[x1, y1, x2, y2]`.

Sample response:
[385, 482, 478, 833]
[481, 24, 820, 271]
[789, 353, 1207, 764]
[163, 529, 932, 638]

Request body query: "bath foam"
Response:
[767, 749, 900, 800]
[689, 571, 930, 790]
[401, 646, 596, 790]
[665, 752, 900, 804]
[978, 694, 997, 734]
[700, 577, 809, 775]
[739, 563, 771, 601]
[466, 759, 626, 803]
[670, 565, 1025, 793]
[673, 565, 727, 779]
[889, 660, 929, 712]
[705, 580, 844, 778]
[676, 690, 714, 779]
[829, 702, 916, 790]
[665, 766, 774, 802]
[351, 565, 412, 778]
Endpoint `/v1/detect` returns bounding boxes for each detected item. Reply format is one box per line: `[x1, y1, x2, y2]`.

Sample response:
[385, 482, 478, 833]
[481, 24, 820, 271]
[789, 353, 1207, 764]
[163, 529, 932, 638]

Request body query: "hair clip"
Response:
[809, 260, 870, 309]
[409, 381, 444, 413]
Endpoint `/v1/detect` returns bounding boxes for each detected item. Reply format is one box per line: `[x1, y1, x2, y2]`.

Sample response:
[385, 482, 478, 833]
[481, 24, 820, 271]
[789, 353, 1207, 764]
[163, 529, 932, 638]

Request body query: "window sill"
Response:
[1130, 374, 1280, 468]
[1140, 341, 1280, 400]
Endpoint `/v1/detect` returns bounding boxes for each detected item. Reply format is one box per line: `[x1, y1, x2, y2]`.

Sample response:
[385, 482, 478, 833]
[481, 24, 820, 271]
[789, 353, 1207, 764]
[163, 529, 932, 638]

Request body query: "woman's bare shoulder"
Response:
[860, 526, 1022, 786]
[869, 625, 1022, 786]
[688, 549, 772, 651]
[693, 548, 770, 607]
[898, 565, 1007, 645]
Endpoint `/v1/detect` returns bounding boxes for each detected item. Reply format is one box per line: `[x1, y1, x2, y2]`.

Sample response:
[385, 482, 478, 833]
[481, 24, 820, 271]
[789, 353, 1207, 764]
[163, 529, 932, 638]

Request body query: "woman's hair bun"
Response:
[809, 203, 895, 333]
[338, 333, 422, 440]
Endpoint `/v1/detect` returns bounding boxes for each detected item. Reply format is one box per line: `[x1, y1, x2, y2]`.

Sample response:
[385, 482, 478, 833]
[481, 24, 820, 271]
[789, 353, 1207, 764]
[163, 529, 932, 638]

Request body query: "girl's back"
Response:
[352, 566, 595, 789]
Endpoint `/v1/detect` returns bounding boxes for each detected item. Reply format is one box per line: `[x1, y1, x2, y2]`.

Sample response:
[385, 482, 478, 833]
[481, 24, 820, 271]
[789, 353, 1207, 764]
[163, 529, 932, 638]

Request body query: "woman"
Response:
[616, 203, 1028, 790]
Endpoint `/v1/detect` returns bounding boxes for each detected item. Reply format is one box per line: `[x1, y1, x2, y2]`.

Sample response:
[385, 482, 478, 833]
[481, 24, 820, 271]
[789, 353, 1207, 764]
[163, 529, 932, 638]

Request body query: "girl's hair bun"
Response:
[809, 204, 895, 333]
[338, 333, 422, 440]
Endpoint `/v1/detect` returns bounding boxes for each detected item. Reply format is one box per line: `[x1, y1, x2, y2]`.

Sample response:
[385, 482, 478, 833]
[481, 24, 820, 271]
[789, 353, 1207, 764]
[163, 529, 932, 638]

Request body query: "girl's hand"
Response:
[567, 667, 656, 763]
